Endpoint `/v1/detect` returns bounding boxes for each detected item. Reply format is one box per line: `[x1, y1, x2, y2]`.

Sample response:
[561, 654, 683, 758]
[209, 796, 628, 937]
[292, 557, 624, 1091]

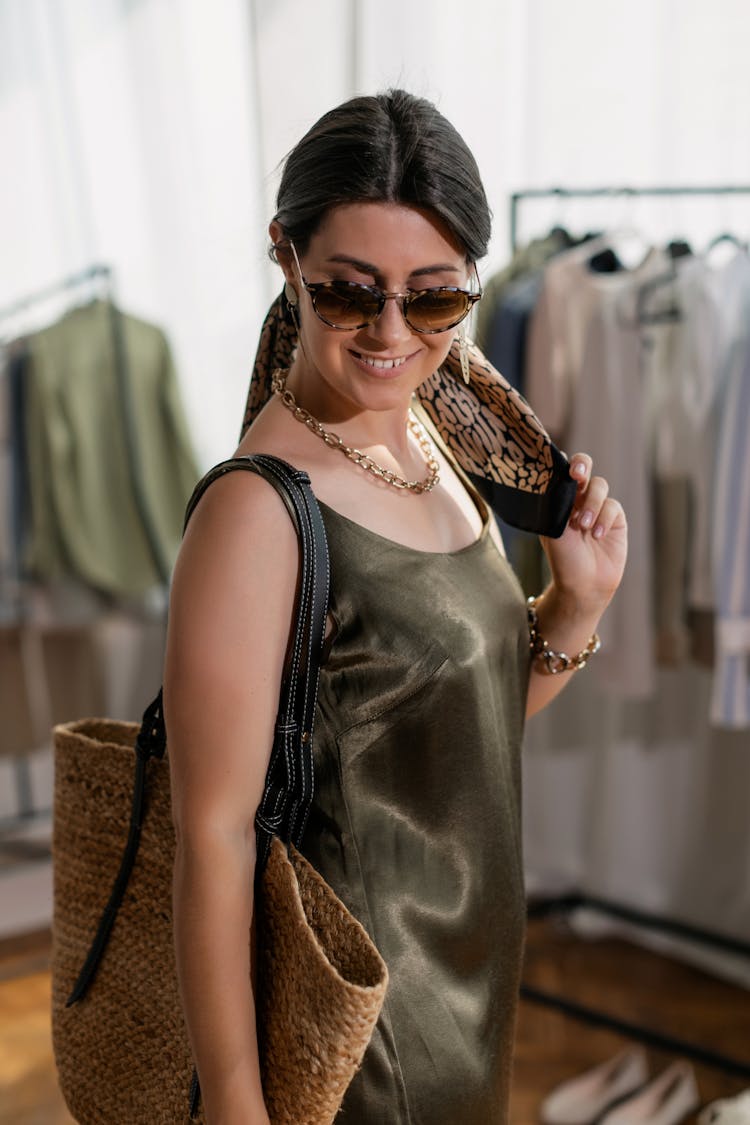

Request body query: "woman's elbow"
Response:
[172, 806, 258, 875]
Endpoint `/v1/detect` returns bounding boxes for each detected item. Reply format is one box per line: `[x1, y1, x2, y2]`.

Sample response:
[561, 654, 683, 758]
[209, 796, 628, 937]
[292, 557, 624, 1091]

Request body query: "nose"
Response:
[360, 294, 414, 348]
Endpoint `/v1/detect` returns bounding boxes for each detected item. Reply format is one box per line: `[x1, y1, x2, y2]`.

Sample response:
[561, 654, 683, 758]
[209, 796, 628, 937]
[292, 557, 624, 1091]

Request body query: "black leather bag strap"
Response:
[185, 455, 330, 864]
[65, 690, 166, 1006]
[66, 453, 330, 1008]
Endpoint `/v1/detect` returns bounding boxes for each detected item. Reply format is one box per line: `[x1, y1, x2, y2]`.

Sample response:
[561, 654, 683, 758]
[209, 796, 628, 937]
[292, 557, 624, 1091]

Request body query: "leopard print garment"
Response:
[240, 295, 576, 537]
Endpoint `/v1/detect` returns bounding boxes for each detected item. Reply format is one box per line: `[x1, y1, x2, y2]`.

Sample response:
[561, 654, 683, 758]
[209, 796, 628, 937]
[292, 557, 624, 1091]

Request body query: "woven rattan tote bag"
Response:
[52, 454, 388, 1125]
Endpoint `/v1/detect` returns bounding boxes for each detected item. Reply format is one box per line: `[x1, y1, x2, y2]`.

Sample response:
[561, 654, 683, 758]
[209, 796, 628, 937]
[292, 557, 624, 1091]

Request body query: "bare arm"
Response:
[525, 454, 627, 719]
[164, 472, 299, 1125]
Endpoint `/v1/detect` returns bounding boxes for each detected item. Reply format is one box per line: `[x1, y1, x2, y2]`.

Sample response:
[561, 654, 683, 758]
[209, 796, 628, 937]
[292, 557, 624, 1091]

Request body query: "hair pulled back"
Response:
[273, 89, 491, 262]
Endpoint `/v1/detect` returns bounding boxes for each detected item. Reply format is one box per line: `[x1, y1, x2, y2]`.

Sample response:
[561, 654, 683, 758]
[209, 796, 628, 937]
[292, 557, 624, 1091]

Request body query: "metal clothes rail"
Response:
[509, 184, 750, 254]
[522, 894, 750, 1079]
[0, 263, 112, 324]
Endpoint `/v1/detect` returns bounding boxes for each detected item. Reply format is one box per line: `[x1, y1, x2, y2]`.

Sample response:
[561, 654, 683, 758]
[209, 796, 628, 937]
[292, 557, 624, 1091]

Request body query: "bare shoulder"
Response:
[177, 465, 298, 585]
[168, 466, 300, 683]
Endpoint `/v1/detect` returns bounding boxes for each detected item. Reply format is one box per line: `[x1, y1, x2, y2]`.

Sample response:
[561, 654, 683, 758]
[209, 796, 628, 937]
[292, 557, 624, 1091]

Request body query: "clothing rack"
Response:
[1, 264, 111, 827]
[0, 262, 112, 324]
[509, 186, 750, 1077]
[509, 184, 750, 254]
[0, 260, 169, 583]
[0, 262, 169, 827]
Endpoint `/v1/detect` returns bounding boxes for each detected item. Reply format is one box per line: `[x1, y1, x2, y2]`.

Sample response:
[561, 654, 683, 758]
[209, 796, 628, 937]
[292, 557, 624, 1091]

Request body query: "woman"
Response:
[164, 90, 627, 1124]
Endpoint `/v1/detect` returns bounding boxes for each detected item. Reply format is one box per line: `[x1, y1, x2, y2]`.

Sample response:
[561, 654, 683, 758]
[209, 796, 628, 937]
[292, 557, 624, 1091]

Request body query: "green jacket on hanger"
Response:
[24, 299, 199, 596]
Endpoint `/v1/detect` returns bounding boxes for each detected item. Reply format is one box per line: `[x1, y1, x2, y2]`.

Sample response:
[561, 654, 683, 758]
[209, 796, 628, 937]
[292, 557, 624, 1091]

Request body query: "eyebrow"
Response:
[325, 254, 461, 278]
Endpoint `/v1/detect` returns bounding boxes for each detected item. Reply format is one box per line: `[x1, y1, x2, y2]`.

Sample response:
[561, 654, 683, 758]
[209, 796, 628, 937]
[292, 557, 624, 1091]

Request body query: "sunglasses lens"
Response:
[406, 290, 471, 331]
[309, 280, 475, 332]
[313, 282, 381, 327]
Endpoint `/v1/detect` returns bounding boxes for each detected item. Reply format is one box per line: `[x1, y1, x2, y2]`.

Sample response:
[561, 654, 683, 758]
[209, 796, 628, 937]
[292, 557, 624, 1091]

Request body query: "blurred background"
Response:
[1, 1, 749, 1122]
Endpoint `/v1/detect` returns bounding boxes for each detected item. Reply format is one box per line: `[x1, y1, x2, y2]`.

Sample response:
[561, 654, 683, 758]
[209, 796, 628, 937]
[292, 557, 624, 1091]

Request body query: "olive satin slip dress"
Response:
[299, 485, 532, 1125]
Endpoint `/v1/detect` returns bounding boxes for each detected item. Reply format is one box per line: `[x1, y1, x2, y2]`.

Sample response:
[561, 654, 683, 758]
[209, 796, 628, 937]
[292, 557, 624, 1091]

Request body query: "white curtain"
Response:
[2, 0, 750, 960]
[3, 0, 750, 464]
[1, 0, 269, 469]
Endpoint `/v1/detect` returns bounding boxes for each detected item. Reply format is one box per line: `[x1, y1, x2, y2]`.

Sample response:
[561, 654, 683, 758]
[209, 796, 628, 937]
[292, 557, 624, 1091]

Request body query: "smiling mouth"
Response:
[351, 351, 410, 370]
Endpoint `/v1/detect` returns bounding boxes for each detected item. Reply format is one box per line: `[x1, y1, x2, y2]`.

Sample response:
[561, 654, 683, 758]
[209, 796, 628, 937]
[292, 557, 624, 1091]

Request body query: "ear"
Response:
[269, 221, 296, 287]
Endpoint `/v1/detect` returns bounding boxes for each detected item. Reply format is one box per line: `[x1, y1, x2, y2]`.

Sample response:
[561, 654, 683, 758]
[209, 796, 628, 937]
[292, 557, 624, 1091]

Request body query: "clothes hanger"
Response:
[547, 223, 575, 248]
[587, 229, 656, 274]
[703, 230, 749, 268]
[666, 238, 692, 260]
[706, 231, 747, 251]
[584, 189, 655, 273]
[0, 264, 114, 344]
[68, 264, 114, 311]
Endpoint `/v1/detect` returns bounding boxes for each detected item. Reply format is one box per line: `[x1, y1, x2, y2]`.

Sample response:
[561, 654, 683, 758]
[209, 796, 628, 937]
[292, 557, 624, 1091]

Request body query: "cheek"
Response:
[299, 306, 341, 349]
[426, 331, 457, 365]
[301, 316, 359, 373]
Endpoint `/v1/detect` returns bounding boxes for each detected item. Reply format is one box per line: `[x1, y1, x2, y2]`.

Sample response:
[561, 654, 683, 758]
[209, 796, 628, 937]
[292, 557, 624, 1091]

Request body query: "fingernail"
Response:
[580, 510, 593, 529]
[572, 461, 586, 478]
[593, 524, 605, 539]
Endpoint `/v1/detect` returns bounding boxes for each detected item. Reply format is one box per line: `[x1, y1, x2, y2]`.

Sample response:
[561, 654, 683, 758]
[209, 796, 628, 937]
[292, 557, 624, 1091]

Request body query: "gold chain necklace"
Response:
[271, 368, 440, 494]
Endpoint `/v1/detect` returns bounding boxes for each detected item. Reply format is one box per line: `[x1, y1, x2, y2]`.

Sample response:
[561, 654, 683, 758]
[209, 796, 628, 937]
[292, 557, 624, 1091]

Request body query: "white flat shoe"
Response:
[599, 1060, 700, 1125]
[698, 1089, 750, 1125]
[539, 1047, 649, 1125]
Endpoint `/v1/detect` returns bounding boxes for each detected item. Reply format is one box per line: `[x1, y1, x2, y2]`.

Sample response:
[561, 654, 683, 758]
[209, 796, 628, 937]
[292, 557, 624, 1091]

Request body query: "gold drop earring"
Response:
[284, 280, 308, 359]
[458, 324, 471, 385]
[285, 280, 299, 314]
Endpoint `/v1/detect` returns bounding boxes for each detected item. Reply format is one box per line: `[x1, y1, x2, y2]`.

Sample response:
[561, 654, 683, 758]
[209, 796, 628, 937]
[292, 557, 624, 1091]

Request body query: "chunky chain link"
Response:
[271, 368, 441, 494]
[526, 596, 601, 674]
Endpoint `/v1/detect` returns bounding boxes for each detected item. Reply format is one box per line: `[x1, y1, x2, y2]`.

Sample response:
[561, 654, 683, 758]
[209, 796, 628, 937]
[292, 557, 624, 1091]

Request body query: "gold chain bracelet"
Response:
[526, 596, 601, 674]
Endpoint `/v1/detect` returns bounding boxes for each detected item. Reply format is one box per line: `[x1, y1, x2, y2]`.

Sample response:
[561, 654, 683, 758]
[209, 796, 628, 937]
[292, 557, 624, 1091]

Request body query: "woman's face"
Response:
[271, 201, 472, 417]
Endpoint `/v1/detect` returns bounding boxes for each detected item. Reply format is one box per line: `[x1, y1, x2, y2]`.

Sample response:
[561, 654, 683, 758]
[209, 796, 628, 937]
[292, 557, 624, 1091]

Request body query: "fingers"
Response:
[590, 497, 626, 540]
[568, 453, 620, 537]
[568, 453, 595, 523]
[569, 454, 592, 488]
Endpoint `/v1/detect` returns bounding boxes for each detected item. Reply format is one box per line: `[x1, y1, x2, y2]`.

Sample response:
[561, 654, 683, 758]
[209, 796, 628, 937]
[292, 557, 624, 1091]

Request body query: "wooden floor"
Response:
[1, 920, 748, 1124]
[0, 930, 74, 1125]
[512, 916, 750, 1123]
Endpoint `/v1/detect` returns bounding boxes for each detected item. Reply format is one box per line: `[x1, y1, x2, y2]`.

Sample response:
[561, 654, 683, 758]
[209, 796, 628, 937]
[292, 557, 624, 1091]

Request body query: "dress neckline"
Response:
[316, 494, 491, 558]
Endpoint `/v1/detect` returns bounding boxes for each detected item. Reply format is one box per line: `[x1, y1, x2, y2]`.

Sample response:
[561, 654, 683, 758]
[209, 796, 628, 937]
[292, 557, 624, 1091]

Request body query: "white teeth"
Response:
[358, 354, 407, 369]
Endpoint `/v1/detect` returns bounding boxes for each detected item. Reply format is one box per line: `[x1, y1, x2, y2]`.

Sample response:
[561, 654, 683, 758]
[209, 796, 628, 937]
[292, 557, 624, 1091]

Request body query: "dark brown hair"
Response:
[273, 89, 491, 262]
